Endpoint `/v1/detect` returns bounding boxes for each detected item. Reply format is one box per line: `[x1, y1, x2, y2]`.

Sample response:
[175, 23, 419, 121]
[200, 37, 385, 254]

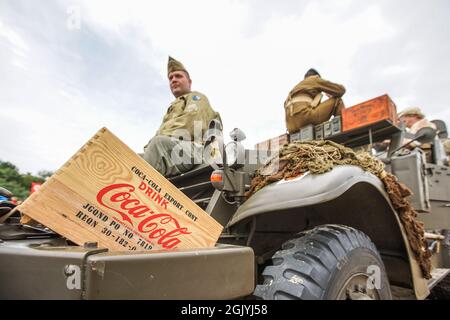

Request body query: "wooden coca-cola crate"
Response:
[18, 128, 223, 252]
[342, 94, 398, 132]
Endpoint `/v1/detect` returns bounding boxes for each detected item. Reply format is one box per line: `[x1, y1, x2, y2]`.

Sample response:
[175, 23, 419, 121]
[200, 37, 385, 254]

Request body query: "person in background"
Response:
[284, 68, 346, 134]
[398, 107, 437, 161]
[398, 107, 437, 136]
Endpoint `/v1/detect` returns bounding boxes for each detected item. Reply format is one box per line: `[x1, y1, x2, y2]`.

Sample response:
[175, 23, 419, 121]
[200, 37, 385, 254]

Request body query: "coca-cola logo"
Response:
[96, 183, 191, 249]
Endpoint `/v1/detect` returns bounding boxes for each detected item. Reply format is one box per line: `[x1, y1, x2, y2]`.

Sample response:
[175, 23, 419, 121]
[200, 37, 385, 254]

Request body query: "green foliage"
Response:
[0, 160, 51, 200]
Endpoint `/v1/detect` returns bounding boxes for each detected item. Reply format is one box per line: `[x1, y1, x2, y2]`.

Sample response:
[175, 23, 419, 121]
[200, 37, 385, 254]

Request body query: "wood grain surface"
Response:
[19, 127, 223, 251]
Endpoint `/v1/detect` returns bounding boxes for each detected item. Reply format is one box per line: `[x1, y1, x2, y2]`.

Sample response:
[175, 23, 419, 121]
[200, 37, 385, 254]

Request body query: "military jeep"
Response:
[1, 118, 449, 300]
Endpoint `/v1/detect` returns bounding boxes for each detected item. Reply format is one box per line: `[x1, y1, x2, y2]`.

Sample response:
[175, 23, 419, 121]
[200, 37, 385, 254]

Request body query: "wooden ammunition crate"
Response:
[270, 133, 289, 151]
[19, 128, 223, 252]
[342, 94, 398, 132]
[255, 139, 270, 151]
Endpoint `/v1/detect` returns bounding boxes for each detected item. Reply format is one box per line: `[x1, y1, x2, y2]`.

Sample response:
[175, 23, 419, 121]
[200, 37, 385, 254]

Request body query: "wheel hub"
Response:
[337, 273, 380, 300]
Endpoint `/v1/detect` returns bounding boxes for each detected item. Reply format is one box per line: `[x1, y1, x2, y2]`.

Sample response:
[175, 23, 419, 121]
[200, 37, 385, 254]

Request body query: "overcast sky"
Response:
[1, 0, 449, 175]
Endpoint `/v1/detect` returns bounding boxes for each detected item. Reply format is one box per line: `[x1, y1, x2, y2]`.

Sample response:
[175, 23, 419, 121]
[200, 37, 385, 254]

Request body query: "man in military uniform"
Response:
[374, 107, 438, 156]
[284, 68, 346, 134]
[398, 107, 437, 161]
[143, 57, 222, 177]
[398, 107, 437, 135]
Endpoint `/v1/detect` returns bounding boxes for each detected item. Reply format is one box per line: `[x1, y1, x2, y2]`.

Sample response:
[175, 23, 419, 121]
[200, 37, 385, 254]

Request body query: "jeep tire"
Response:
[254, 225, 392, 300]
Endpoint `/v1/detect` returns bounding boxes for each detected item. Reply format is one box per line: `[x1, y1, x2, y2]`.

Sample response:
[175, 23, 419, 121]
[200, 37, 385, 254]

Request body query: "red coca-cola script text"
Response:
[96, 183, 191, 249]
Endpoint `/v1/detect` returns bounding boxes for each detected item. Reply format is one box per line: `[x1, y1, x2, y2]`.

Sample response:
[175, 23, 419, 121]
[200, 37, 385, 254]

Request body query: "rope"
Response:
[246, 140, 432, 279]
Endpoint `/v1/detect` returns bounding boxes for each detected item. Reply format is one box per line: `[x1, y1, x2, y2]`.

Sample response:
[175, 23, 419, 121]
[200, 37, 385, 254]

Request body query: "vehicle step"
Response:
[428, 268, 450, 290]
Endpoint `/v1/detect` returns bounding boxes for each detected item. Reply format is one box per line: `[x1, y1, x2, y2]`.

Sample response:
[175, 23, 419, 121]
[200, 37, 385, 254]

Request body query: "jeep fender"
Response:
[228, 165, 429, 299]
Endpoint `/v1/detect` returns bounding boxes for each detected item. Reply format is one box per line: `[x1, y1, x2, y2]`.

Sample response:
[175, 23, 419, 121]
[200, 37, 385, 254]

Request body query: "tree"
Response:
[0, 160, 46, 200]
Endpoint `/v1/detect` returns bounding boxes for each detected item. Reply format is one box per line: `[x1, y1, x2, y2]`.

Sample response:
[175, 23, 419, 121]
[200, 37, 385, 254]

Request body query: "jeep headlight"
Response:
[225, 141, 245, 168]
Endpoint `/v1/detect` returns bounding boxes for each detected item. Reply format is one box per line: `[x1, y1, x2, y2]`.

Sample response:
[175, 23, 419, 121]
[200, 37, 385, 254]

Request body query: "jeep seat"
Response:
[430, 119, 449, 165]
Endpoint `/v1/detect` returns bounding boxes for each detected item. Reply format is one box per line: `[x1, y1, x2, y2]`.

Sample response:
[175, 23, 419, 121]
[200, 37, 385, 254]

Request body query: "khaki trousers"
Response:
[285, 98, 345, 134]
[142, 135, 203, 177]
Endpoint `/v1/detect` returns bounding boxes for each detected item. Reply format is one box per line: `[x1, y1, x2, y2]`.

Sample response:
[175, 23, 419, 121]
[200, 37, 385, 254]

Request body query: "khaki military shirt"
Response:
[288, 75, 346, 100]
[156, 91, 221, 143]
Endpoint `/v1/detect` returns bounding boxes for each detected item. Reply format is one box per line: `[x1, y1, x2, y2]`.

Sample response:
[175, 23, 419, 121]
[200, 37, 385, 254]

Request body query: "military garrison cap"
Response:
[167, 56, 190, 78]
[398, 107, 425, 119]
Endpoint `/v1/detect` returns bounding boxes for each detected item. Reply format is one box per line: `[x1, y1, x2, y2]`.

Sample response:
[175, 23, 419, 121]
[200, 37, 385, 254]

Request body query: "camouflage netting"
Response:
[246, 140, 432, 279]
